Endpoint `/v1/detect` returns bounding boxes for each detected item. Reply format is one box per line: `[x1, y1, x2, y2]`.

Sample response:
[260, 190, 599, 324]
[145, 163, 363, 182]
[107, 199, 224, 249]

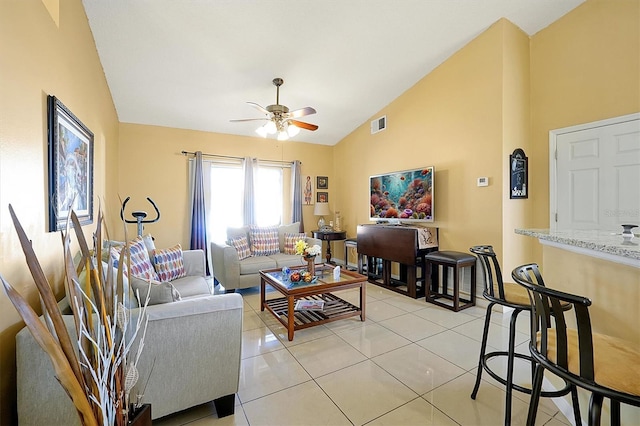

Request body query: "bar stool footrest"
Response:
[482, 350, 574, 398]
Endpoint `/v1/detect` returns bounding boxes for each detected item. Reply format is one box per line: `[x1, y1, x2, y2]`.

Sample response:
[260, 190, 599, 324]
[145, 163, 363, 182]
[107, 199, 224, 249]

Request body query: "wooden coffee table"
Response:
[260, 264, 366, 341]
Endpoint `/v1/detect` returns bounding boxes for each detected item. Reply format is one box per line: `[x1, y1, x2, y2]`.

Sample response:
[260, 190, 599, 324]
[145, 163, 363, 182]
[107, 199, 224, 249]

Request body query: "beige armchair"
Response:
[15, 249, 243, 424]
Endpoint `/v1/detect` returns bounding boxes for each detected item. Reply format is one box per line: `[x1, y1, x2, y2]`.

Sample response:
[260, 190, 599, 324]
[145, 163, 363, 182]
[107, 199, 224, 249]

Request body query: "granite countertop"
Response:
[515, 228, 640, 261]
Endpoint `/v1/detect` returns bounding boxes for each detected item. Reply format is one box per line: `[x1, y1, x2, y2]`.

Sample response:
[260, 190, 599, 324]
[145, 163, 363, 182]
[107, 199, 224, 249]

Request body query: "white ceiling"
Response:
[82, 0, 584, 146]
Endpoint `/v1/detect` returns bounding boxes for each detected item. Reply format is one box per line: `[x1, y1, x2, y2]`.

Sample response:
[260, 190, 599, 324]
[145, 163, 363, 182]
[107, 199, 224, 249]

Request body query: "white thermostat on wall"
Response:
[477, 177, 489, 187]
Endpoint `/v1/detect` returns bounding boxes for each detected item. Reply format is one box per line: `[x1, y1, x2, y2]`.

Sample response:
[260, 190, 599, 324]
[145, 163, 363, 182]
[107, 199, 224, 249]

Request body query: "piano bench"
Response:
[425, 251, 476, 312]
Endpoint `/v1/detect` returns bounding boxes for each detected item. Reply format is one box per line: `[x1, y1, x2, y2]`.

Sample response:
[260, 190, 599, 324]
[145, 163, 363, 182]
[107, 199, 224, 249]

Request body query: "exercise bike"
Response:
[120, 197, 160, 237]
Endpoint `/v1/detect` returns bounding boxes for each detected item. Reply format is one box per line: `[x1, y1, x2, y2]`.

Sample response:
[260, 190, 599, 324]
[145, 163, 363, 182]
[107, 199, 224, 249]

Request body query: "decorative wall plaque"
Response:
[510, 148, 528, 199]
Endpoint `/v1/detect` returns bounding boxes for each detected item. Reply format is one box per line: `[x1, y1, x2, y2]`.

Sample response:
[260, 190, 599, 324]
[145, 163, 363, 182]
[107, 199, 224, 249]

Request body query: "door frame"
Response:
[549, 112, 640, 230]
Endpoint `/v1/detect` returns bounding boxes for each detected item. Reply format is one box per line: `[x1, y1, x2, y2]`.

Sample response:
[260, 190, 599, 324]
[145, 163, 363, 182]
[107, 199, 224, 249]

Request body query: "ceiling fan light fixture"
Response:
[277, 130, 289, 141]
[264, 121, 277, 134]
[233, 77, 317, 140]
[287, 123, 300, 137]
[255, 125, 268, 138]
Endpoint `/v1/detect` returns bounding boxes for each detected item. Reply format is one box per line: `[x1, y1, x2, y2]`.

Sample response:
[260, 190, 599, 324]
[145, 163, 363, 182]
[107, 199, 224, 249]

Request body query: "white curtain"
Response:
[242, 157, 257, 226]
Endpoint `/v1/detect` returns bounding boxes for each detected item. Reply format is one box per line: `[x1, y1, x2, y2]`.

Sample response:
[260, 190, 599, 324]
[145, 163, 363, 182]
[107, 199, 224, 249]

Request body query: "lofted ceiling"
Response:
[82, 0, 584, 146]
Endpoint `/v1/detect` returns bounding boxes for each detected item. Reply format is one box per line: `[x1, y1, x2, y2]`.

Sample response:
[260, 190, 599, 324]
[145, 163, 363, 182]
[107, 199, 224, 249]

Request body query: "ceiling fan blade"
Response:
[286, 107, 316, 118]
[230, 118, 269, 122]
[247, 102, 271, 116]
[290, 119, 318, 131]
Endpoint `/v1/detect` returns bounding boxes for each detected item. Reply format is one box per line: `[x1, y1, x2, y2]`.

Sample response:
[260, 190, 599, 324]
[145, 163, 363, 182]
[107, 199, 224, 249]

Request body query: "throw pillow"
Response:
[249, 225, 279, 256]
[130, 276, 181, 306]
[128, 236, 160, 281]
[229, 236, 251, 260]
[152, 244, 187, 282]
[278, 222, 300, 251]
[284, 232, 307, 255]
[142, 234, 156, 257]
[103, 240, 125, 263]
[227, 226, 250, 243]
[109, 245, 128, 275]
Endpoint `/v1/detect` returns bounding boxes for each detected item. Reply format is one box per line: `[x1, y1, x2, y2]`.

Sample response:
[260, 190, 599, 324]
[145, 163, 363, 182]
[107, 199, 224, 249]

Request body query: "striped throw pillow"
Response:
[249, 225, 280, 256]
[152, 244, 187, 282]
[284, 232, 307, 255]
[229, 236, 251, 260]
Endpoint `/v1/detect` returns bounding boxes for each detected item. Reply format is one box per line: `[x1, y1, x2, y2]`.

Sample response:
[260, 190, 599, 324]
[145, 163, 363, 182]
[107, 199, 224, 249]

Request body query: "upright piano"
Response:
[356, 224, 438, 298]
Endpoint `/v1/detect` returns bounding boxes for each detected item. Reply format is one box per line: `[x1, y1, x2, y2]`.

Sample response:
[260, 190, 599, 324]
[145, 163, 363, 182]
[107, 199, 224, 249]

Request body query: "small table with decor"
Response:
[312, 230, 347, 263]
[260, 264, 366, 341]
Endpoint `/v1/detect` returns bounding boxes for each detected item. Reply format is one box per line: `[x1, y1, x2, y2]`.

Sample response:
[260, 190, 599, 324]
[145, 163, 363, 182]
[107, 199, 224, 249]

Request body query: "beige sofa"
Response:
[15, 249, 243, 424]
[211, 223, 321, 291]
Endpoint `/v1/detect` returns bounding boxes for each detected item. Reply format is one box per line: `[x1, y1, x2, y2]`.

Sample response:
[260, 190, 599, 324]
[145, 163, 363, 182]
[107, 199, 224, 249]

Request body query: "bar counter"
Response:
[517, 227, 639, 344]
[515, 228, 640, 268]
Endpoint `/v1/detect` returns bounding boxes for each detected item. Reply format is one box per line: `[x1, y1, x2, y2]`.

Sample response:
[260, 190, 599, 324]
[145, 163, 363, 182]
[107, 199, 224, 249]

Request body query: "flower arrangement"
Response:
[294, 239, 321, 259]
[1, 206, 149, 426]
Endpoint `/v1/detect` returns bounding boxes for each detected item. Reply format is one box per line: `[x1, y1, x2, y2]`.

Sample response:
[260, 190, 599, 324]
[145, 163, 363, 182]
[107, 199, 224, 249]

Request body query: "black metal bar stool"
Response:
[512, 263, 640, 426]
[424, 250, 476, 312]
[470, 245, 580, 426]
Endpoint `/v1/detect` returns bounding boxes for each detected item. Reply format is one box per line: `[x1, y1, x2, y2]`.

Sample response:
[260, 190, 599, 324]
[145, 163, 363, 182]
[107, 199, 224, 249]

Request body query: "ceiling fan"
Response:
[230, 77, 318, 141]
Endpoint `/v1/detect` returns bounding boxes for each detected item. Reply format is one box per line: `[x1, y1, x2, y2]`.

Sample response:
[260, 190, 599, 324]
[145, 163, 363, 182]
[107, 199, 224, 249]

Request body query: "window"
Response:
[255, 167, 282, 227]
[208, 163, 284, 243]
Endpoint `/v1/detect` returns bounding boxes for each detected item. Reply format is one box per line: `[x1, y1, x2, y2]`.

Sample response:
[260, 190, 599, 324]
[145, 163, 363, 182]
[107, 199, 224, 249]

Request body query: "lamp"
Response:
[314, 202, 330, 230]
[287, 123, 300, 137]
[257, 117, 298, 141]
[255, 125, 268, 138]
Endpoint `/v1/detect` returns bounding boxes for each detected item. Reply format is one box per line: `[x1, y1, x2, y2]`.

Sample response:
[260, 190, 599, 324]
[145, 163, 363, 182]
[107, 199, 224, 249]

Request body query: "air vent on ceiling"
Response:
[371, 115, 386, 134]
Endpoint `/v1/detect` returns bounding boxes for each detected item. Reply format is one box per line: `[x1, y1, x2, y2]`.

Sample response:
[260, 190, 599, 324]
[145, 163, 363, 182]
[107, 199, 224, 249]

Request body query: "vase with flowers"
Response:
[294, 239, 322, 277]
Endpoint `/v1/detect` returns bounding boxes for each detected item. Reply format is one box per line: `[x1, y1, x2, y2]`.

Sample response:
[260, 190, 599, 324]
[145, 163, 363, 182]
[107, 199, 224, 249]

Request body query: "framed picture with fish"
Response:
[369, 166, 434, 222]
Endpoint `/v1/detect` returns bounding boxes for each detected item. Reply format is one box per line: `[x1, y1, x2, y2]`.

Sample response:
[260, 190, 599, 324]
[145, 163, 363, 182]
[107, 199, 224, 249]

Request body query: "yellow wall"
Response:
[528, 0, 640, 344]
[529, 0, 640, 259]
[1, 0, 638, 422]
[0, 0, 119, 422]
[117, 124, 334, 248]
[501, 21, 534, 271]
[335, 19, 520, 270]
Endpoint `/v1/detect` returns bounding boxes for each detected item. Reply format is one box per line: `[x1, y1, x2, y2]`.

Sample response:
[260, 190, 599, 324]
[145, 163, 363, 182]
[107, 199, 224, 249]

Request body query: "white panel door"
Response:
[552, 116, 640, 231]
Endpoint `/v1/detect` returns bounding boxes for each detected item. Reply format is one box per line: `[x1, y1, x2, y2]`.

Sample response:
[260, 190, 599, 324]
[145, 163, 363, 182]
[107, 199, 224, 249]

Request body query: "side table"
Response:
[312, 230, 347, 264]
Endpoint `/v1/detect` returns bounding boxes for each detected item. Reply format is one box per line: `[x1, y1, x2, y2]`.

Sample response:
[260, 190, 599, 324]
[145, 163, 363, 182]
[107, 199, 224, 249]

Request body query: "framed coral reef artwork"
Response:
[47, 95, 94, 231]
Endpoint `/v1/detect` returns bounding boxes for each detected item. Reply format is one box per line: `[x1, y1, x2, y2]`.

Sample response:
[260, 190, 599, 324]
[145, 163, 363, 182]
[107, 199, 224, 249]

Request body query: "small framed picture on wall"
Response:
[316, 176, 328, 189]
[317, 192, 328, 203]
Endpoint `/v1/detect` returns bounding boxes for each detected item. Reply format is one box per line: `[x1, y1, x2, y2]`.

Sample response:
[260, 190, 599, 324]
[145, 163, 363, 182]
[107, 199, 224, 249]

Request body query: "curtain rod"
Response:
[181, 150, 299, 165]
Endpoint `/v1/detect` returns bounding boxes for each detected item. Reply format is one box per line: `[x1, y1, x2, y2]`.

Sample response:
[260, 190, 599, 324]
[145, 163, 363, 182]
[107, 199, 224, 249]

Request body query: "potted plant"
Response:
[1, 205, 149, 426]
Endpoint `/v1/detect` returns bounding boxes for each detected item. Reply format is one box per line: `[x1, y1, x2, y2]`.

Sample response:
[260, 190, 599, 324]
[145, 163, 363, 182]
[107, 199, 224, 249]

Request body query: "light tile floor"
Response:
[154, 283, 638, 426]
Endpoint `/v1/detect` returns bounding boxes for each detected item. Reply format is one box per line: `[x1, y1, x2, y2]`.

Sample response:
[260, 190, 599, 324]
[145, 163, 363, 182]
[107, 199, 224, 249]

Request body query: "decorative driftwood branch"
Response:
[2, 205, 149, 425]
